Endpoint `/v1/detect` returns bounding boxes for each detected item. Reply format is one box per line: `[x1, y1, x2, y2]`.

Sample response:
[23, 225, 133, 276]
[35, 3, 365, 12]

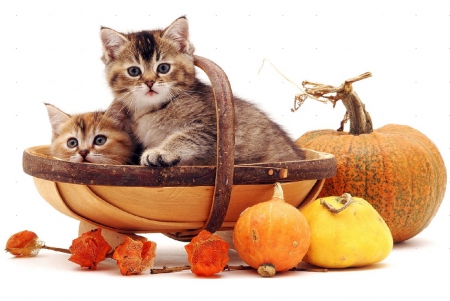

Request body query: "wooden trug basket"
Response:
[22, 56, 337, 241]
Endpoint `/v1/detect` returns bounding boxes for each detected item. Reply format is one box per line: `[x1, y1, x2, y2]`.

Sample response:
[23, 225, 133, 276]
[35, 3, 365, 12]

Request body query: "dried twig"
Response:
[42, 245, 71, 254]
[150, 265, 191, 274]
[257, 58, 329, 112]
[150, 264, 328, 274]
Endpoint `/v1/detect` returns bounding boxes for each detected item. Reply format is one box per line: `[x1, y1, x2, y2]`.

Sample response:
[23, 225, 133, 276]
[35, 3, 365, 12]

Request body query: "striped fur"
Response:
[45, 103, 137, 164]
[100, 17, 305, 166]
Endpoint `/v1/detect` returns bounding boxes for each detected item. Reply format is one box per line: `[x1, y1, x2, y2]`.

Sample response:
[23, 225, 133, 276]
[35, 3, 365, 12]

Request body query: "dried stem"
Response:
[150, 264, 327, 274]
[320, 193, 355, 214]
[257, 58, 328, 109]
[272, 182, 284, 200]
[258, 59, 305, 92]
[42, 245, 71, 254]
[224, 265, 254, 271]
[337, 112, 349, 132]
[300, 72, 373, 135]
[42, 244, 114, 258]
[150, 265, 191, 274]
[257, 59, 373, 134]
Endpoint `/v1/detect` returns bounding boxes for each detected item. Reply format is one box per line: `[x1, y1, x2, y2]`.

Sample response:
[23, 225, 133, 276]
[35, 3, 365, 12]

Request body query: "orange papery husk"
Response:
[5, 230, 44, 257]
[184, 230, 230, 276]
[112, 236, 157, 276]
[68, 228, 112, 270]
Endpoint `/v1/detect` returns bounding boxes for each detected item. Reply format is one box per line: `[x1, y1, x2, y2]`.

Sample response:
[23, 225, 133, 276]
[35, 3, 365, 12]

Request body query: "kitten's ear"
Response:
[45, 103, 70, 137]
[162, 16, 194, 54]
[100, 27, 129, 63]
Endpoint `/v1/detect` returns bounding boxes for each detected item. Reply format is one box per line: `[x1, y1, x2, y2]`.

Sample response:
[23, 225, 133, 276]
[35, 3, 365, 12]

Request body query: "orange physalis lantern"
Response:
[184, 230, 230, 276]
[112, 236, 157, 276]
[68, 228, 112, 270]
[5, 230, 44, 257]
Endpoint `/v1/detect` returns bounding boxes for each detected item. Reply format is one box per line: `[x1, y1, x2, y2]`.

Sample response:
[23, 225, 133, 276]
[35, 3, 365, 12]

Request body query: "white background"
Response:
[1, 0, 449, 300]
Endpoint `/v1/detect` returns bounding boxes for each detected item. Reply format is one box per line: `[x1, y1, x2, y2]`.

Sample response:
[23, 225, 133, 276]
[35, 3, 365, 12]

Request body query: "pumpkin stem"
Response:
[299, 72, 373, 135]
[272, 182, 284, 200]
[320, 193, 355, 214]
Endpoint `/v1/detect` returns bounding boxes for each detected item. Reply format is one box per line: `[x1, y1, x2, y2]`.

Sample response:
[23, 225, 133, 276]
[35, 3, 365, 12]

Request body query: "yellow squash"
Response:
[300, 194, 393, 268]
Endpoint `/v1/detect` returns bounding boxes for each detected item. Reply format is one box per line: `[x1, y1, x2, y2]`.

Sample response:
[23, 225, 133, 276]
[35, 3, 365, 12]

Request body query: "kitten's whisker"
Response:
[99, 153, 137, 165]
[92, 154, 123, 165]
[172, 88, 211, 100]
[97, 158, 121, 165]
[169, 88, 201, 102]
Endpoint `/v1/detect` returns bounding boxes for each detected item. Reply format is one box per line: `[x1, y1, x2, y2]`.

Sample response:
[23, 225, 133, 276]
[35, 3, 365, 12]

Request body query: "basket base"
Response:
[34, 177, 324, 237]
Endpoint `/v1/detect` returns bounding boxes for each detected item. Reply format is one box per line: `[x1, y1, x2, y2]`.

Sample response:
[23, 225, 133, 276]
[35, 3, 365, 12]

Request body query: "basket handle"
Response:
[166, 55, 235, 241]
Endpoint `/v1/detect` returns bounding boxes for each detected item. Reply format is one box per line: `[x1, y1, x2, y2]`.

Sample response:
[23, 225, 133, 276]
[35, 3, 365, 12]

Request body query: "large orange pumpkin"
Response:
[295, 73, 447, 243]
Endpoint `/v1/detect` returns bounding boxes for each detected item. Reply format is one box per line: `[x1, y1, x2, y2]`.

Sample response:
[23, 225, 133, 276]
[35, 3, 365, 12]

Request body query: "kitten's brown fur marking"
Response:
[45, 103, 137, 164]
[100, 17, 305, 166]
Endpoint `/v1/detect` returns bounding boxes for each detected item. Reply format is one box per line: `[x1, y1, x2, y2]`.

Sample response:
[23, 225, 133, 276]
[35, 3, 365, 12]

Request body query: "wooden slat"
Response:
[23, 146, 336, 186]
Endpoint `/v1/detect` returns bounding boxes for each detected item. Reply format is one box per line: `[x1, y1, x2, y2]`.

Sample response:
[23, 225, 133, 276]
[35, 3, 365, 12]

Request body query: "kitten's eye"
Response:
[67, 138, 78, 148]
[157, 63, 171, 74]
[127, 66, 142, 77]
[94, 135, 107, 146]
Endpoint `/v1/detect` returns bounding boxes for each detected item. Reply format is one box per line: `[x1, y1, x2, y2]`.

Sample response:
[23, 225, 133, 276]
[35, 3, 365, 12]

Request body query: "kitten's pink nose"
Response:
[79, 149, 89, 158]
[146, 81, 154, 88]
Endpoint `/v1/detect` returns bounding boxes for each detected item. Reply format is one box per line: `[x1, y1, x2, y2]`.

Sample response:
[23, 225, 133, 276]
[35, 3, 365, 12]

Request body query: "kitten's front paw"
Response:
[140, 148, 181, 167]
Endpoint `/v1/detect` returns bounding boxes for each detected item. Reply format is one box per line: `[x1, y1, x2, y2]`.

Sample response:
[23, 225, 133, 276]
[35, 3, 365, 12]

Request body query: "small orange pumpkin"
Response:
[295, 73, 447, 242]
[233, 183, 311, 277]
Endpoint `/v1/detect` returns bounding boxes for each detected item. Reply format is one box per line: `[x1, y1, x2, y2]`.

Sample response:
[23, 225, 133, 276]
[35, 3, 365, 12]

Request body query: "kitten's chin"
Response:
[134, 92, 170, 112]
[69, 157, 86, 163]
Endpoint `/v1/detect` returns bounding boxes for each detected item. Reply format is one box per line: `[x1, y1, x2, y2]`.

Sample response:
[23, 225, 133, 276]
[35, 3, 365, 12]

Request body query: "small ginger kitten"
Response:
[100, 16, 305, 166]
[45, 103, 137, 164]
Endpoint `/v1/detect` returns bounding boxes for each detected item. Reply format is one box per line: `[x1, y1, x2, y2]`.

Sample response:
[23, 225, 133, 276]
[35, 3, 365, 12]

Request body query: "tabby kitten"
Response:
[100, 16, 305, 166]
[45, 103, 136, 164]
